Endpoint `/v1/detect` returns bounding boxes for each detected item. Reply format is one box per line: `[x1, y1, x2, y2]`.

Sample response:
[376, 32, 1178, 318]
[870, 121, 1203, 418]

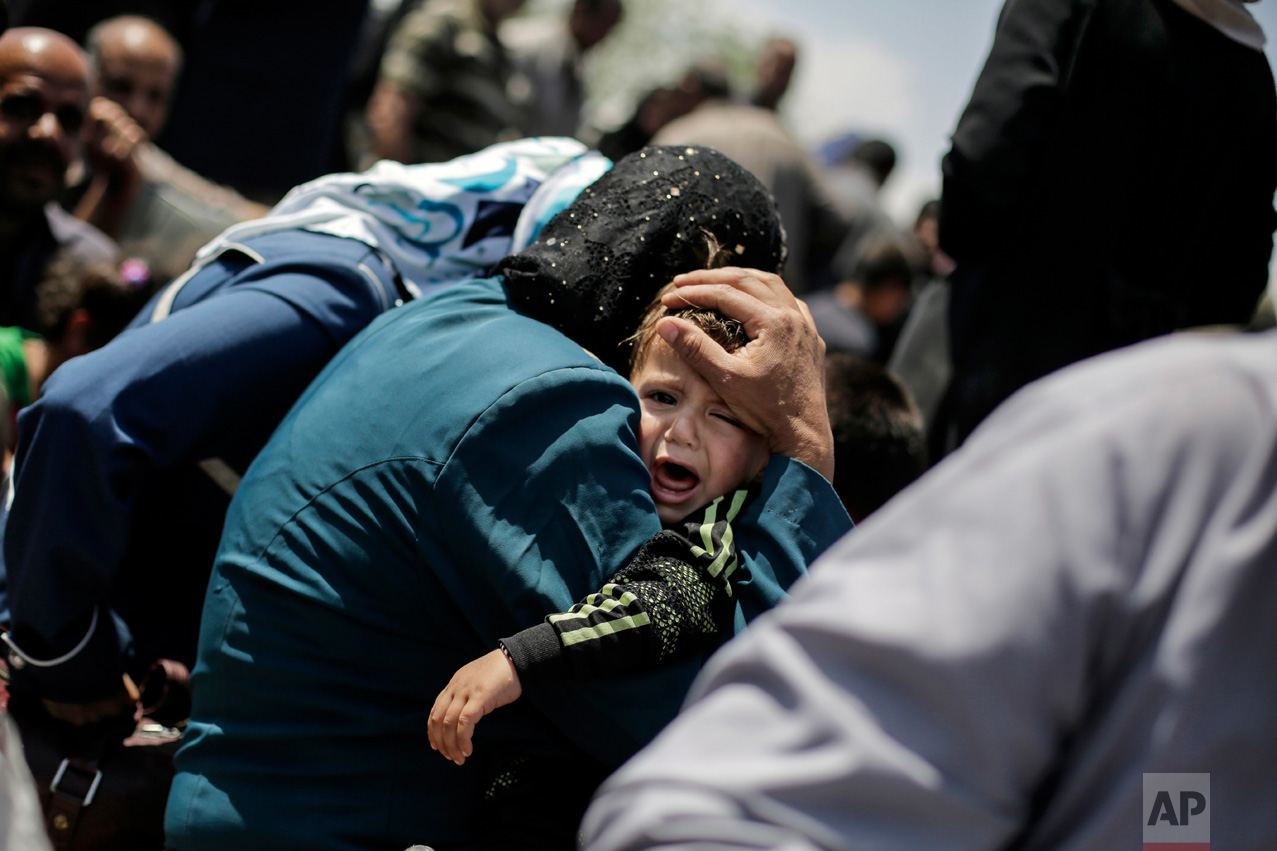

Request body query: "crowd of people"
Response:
[0, 0, 1273, 849]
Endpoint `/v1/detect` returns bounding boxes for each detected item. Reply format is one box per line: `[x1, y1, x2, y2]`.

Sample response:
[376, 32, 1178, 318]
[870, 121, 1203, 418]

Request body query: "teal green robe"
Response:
[166, 276, 851, 851]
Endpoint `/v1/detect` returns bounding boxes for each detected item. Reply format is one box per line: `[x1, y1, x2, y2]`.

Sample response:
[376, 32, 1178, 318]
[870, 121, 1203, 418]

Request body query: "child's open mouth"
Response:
[652, 459, 700, 503]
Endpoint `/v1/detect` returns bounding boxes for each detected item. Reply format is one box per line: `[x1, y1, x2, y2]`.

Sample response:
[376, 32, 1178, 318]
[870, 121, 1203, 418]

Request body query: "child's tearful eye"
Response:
[712, 412, 745, 429]
[649, 390, 676, 405]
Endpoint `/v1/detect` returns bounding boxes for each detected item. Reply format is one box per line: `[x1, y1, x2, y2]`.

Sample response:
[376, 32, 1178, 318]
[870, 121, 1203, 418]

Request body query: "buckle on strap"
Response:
[50, 759, 102, 807]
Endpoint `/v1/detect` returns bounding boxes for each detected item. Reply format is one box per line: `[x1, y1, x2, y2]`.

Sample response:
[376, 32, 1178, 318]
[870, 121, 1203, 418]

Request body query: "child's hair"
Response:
[36, 253, 154, 349]
[846, 233, 916, 292]
[824, 353, 927, 523]
[628, 230, 748, 373]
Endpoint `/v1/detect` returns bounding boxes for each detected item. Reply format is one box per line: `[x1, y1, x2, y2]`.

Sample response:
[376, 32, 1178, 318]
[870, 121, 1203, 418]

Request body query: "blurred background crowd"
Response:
[0, 0, 1275, 847]
[1, 0, 1274, 466]
[0, 0, 972, 514]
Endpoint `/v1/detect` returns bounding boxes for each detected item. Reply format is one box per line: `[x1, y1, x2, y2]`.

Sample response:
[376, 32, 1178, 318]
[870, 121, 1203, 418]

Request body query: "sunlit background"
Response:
[513, 0, 1276, 285]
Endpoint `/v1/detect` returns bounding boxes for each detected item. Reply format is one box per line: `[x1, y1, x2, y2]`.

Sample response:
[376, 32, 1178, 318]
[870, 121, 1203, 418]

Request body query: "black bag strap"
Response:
[45, 756, 102, 850]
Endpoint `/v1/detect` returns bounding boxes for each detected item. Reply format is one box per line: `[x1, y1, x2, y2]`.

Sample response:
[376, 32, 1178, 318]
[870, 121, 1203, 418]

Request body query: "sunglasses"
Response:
[0, 90, 85, 135]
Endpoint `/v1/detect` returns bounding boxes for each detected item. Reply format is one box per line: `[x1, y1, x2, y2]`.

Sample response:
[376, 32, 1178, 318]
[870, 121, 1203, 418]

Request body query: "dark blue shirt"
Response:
[2, 230, 400, 700]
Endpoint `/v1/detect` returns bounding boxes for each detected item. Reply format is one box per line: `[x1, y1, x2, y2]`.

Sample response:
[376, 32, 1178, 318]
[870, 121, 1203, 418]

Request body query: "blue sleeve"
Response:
[433, 366, 850, 766]
[724, 455, 854, 631]
[4, 259, 390, 701]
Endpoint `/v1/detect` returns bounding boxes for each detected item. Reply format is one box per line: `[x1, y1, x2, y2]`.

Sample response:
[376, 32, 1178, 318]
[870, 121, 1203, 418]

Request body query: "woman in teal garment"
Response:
[165, 146, 851, 851]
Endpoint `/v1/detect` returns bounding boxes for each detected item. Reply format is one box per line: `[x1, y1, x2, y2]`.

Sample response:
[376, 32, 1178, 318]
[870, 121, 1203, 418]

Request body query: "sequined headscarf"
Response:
[494, 145, 787, 372]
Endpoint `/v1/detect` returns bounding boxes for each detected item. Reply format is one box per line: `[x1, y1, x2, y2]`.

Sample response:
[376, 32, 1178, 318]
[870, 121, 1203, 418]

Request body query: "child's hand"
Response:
[428, 648, 522, 765]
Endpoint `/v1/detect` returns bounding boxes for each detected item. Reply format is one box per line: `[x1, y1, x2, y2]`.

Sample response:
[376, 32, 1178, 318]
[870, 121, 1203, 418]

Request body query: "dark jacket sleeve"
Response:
[939, 0, 1092, 259]
[3, 247, 393, 702]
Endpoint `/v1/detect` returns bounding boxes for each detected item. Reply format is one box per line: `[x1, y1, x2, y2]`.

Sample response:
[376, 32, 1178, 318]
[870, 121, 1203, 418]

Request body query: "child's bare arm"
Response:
[505, 487, 750, 681]
[428, 648, 522, 765]
[427, 487, 753, 765]
[425, 489, 750, 763]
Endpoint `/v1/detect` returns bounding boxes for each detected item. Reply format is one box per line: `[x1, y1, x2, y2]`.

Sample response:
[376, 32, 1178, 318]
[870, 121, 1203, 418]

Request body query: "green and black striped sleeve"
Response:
[499, 488, 753, 685]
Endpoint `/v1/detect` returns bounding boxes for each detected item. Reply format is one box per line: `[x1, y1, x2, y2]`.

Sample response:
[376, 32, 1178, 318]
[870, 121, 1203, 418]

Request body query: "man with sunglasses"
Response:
[0, 27, 115, 332]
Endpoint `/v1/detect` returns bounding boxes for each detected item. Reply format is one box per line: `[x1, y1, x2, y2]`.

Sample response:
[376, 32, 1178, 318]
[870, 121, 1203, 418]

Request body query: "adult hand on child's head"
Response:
[428, 649, 523, 766]
[657, 267, 834, 482]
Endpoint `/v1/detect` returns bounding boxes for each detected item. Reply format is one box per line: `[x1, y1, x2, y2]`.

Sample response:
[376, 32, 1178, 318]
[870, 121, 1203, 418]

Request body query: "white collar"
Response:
[1168, 0, 1266, 51]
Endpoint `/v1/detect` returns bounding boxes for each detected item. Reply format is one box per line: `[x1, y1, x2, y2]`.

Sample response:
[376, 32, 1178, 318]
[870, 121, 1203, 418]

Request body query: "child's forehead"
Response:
[631, 341, 722, 398]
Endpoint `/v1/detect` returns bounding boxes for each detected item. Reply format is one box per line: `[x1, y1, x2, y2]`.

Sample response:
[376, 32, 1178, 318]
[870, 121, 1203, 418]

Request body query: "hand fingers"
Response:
[794, 296, 827, 374]
[662, 267, 803, 342]
[430, 690, 485, 766]
[87, 98, 147, 156]
[90, 97, 136, 127]
[670, 267, 790, 305]
[668, 268, 800, 325]
[89, 100, 130, 138]
[660, 284, 781, 342]
[654, 315, 735, 374]
[103, 133, 139, 161]
[427, 689, 452, 754]
[440, 694, 471, 765]
[428, 689, 467, 764]
[795, 295, 817, 332]
[452, 704, 478, 765]
[87, 97, 117, 124]
[798, 313, 829, 408]
[654, 316, 770, 437]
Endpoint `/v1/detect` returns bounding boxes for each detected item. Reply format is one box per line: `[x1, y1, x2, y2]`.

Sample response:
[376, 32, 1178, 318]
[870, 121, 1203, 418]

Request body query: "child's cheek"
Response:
[636, 410, 657, 455]
[748, 435, 770, 480]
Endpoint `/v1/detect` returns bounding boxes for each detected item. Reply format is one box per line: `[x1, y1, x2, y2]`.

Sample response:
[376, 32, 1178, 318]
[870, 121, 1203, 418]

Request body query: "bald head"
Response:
[87, 16, 182, 138]
[0, 27, 90, 89]
[0, 28, 90, 215]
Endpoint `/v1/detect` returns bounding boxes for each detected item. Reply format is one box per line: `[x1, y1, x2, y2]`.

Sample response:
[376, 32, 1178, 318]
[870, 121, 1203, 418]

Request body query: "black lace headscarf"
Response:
[494, 145, 787, 373]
